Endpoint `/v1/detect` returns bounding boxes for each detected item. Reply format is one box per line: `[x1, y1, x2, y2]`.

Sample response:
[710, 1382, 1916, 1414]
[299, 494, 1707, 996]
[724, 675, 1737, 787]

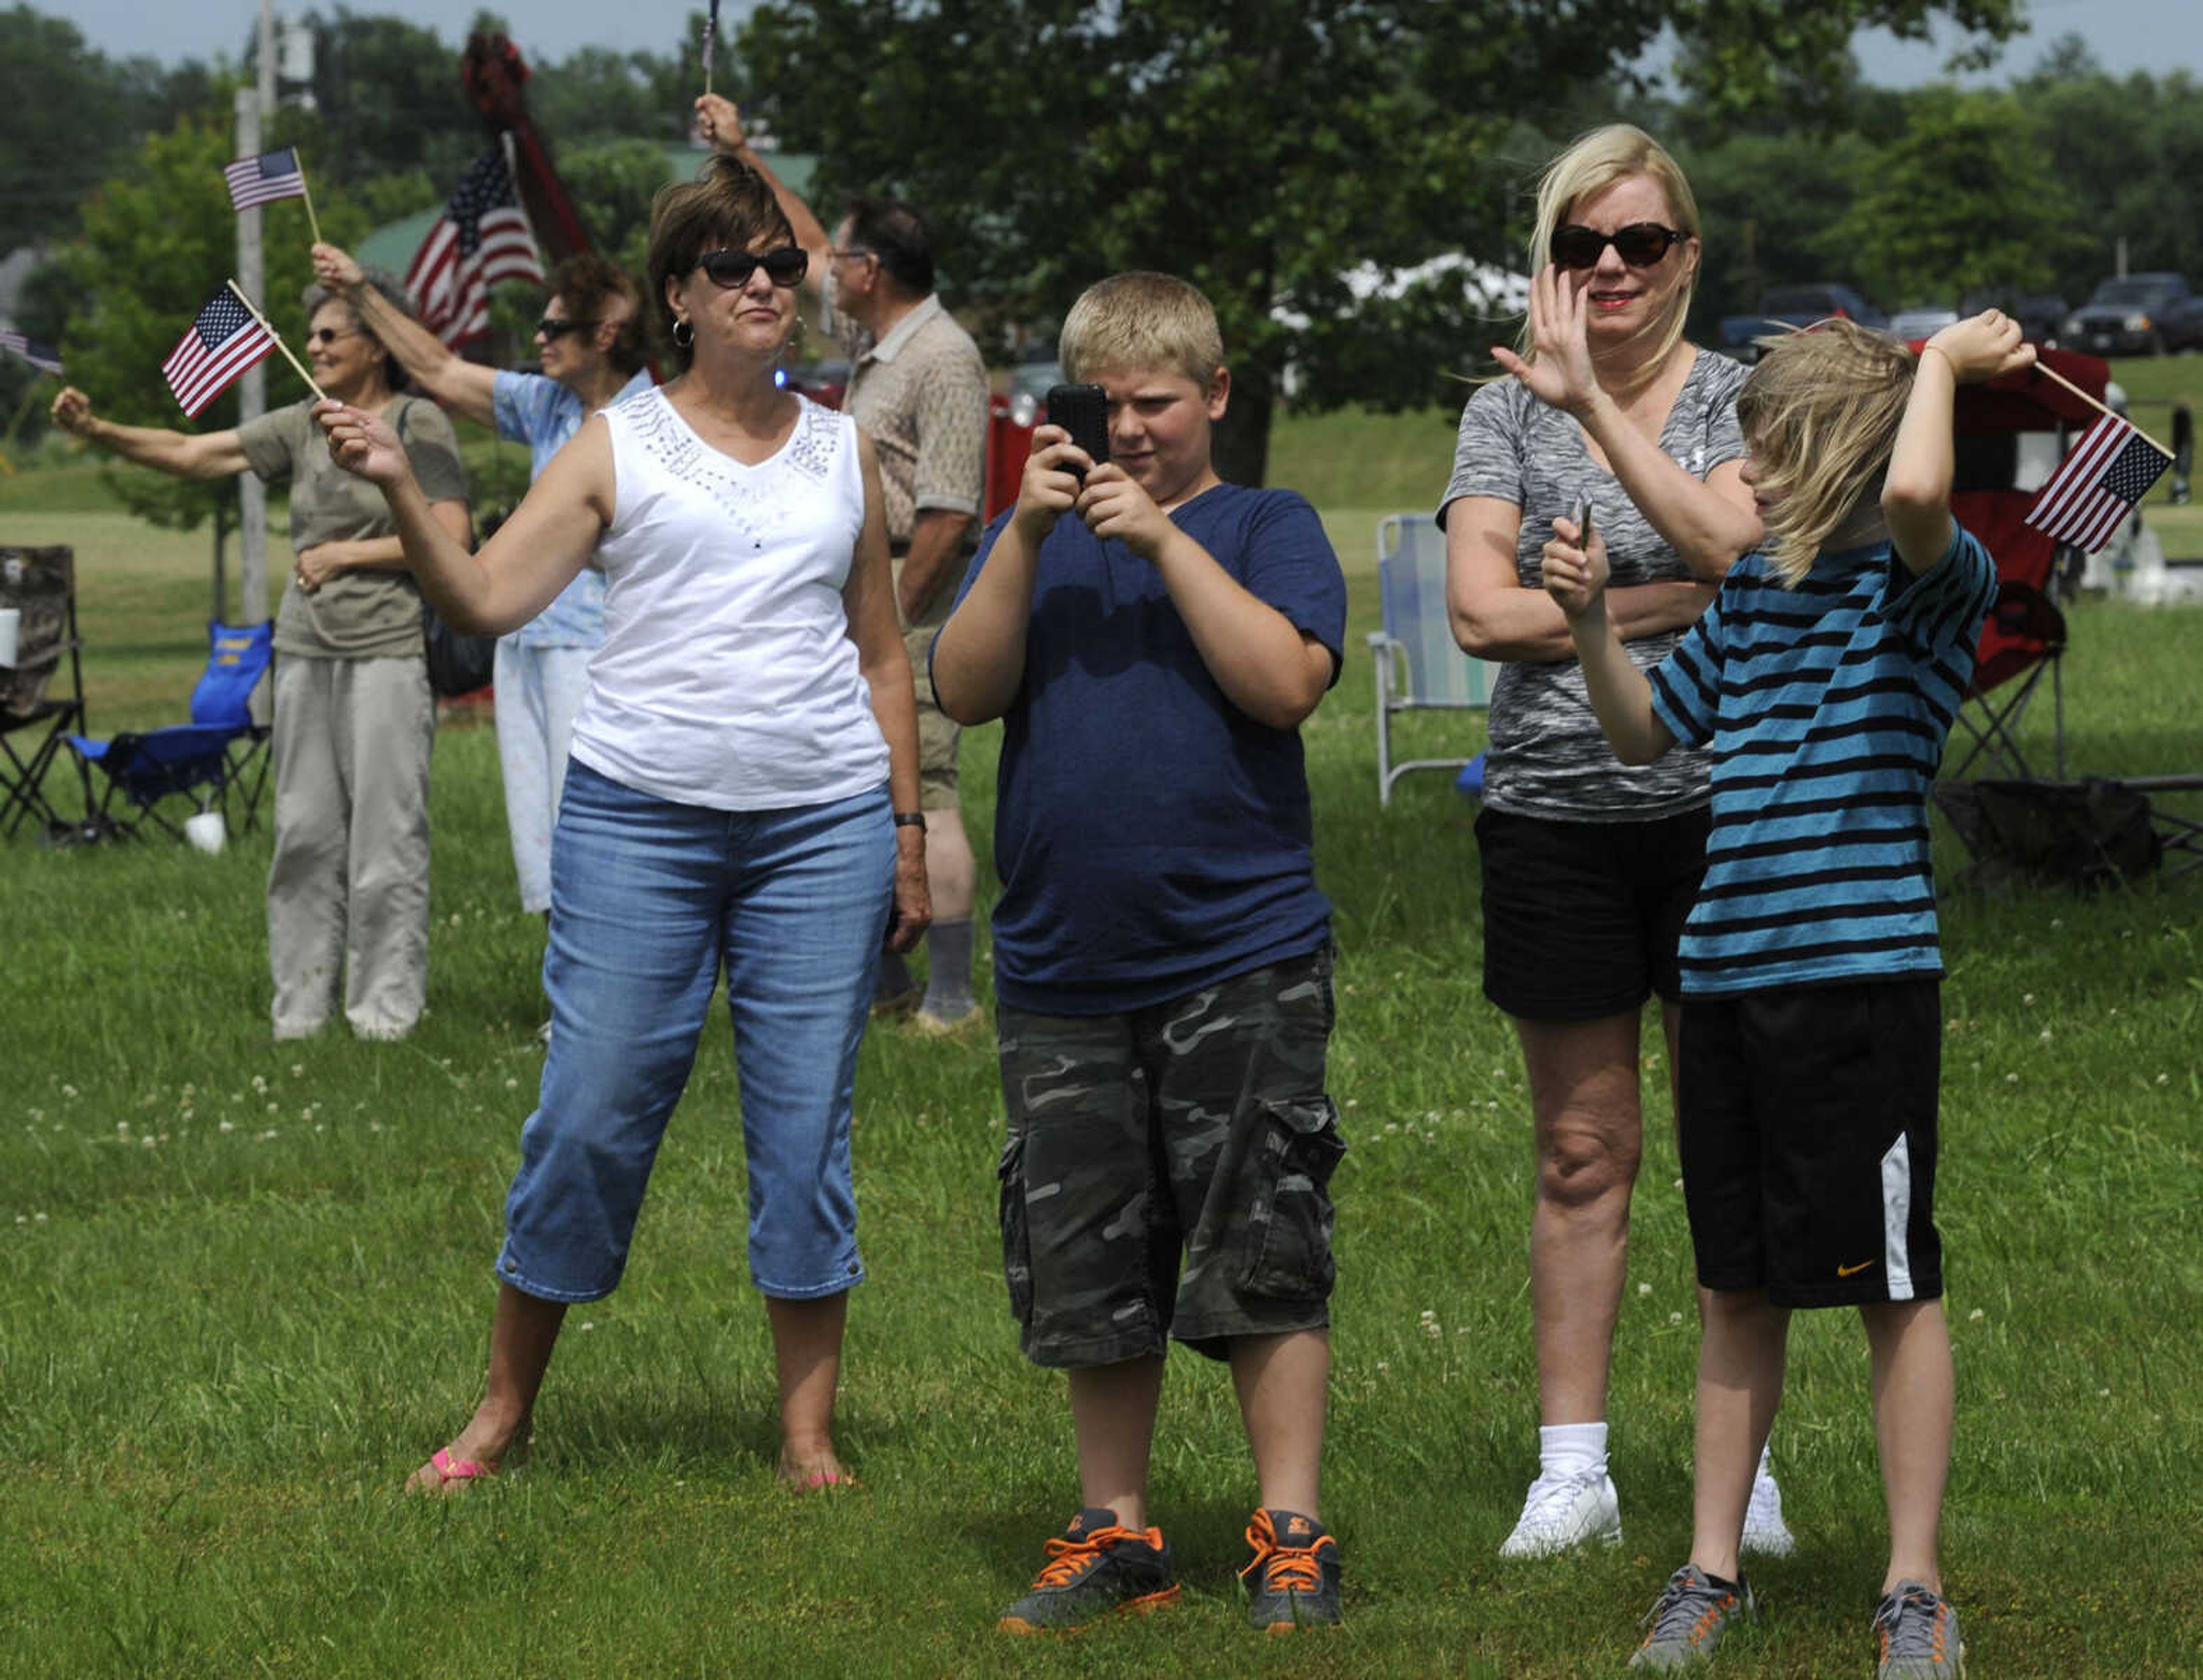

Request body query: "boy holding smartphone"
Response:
[932, 272, 1350, 1634]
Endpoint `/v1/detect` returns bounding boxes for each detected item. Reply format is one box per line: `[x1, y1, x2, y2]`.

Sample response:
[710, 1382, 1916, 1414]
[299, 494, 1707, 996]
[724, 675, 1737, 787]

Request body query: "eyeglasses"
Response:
[307, 326, 362, 347]
[827, 246, 875, 266]
[535, 317, 597, 341]
[695, 246, 809, 289]
[1549, 223, 1687, 271]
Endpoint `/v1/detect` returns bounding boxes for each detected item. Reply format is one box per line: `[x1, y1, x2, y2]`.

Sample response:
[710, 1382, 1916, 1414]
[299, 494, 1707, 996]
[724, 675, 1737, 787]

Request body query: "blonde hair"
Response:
[1521, 124, 1701, 378]
[1060, 272, 1224, 387]
[1736, 321, 1918, 585]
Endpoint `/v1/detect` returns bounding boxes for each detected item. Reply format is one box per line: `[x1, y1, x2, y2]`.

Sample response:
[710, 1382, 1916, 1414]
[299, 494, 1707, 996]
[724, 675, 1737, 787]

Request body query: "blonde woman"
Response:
[1436, 125, 1786, 1557]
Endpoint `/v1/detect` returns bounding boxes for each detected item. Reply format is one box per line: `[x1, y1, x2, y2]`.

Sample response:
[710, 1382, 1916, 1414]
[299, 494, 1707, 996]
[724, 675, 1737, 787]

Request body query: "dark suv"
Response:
[2062, 274, 2203, 356]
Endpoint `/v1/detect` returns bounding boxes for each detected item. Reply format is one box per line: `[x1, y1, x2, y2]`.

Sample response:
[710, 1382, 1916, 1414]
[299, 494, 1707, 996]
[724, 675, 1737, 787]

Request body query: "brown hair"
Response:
[547, 253, 646, 375]
[1060, 271, 1224, 388]
[1736, 320, 1918, 585]
[645, 154, 797, 366]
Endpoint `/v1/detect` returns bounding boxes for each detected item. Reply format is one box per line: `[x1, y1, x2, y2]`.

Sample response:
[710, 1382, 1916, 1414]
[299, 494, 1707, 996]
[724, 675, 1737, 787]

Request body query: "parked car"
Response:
[782, 356, 850, 409]
[1888, 304, 1960, 343]
[2062, 274, 2203, 356]
[1719, 284, 1887, 360]
[1005, 358, 1064, 427]
[1960, 288, 2069, 345]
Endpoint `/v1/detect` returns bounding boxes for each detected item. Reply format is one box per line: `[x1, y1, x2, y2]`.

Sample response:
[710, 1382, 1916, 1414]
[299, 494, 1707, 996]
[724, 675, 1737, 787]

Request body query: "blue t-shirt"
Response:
[491, 367, 652, 648]
[1647, 524, 1997, 997]
[944, 483, 1348, 1015]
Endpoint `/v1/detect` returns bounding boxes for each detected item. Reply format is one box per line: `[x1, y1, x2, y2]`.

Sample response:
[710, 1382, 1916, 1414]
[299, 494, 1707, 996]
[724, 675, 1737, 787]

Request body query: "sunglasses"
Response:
[1549, 223, 1687, 271]
[695, 246, 809, 289]
[306, 326, 361, 347]
[535, 317, 597, 341]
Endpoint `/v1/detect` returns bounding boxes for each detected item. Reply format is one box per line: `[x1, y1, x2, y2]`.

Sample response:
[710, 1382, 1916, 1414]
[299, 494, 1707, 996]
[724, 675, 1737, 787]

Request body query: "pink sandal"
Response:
[418, 1446, 498, 1490]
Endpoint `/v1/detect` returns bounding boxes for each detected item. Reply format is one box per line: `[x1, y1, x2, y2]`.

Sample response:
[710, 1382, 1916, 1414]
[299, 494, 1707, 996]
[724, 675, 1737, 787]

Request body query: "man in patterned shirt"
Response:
[700, 94, 991, 1032]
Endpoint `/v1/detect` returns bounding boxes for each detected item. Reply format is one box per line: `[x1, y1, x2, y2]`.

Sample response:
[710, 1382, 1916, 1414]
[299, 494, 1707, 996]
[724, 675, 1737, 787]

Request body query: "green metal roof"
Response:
[356, 143, 819, 277]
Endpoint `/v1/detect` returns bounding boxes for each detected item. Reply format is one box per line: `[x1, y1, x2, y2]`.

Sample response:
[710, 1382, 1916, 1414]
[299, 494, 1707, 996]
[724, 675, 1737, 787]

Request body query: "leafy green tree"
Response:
[737, 0, 2022, 484]
[1834, 92, 2089, 308]
[1678, 129, 1878, 334]
[53, 115, 368, 530]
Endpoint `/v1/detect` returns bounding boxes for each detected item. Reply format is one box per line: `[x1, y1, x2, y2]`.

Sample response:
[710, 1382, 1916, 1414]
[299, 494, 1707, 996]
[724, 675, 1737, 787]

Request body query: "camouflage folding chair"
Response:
[0, 546, 92, 841]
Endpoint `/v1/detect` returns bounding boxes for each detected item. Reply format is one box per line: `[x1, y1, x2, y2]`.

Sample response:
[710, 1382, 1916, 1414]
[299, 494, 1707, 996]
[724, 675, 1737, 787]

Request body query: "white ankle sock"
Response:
[1756, 1441, 1775, 1481]
[1539, 1421, 1608, 1480]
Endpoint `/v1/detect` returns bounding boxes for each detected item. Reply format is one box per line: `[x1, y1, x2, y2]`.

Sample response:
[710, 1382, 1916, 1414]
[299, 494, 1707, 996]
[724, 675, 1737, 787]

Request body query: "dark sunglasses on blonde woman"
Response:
[695, 246, 810, 289]
[1548, 223, 1686, 271]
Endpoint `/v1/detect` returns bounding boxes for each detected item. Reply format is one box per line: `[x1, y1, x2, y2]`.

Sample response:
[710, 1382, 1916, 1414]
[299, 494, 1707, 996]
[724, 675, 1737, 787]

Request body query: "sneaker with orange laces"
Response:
[1240, 1507, 1342, 1632]
[997, 1507, 1181, 1634]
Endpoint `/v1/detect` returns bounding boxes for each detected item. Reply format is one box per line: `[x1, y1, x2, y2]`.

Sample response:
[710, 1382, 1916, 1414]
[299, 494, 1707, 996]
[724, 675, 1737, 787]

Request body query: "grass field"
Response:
[3, 398, 2201, 1677]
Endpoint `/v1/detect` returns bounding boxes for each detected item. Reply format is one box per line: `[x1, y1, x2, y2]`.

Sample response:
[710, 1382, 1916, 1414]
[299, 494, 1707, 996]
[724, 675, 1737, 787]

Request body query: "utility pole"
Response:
[233, 0, 278, 645]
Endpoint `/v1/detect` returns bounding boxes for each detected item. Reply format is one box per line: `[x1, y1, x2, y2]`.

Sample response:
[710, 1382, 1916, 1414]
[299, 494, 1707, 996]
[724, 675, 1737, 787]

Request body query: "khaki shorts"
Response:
[902, 617, 959, 806]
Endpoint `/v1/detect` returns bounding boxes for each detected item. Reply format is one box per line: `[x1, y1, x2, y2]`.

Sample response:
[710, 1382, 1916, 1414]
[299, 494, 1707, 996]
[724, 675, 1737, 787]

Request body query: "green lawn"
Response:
[3, 418, 2201, 1676]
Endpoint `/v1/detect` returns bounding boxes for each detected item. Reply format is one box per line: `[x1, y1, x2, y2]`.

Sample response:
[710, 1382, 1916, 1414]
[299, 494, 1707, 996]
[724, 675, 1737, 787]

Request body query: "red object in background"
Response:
[461, 34, 590, 265]
[986, 395, 1037, 523]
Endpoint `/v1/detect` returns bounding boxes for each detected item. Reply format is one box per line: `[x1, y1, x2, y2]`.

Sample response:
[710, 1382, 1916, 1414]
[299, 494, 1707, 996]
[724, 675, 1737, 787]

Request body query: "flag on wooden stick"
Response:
[404, 142, 544, 347]
[162, 288, 276, 417]
[2023, 413, 2172, 554]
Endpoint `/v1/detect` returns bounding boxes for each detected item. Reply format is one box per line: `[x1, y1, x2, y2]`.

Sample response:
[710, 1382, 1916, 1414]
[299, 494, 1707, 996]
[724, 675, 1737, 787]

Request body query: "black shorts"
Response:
[1476, 805, 1711, 1022]
[1677, 978, 1944, 1309]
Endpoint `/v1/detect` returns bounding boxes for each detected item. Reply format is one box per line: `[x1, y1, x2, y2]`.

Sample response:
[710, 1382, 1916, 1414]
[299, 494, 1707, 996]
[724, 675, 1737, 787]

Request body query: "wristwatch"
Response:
[893, 811, 928, 831]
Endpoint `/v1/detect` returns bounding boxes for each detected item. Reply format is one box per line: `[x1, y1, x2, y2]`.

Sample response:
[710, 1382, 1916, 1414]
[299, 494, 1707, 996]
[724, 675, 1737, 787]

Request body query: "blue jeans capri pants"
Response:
[496, 762, 895, 1302]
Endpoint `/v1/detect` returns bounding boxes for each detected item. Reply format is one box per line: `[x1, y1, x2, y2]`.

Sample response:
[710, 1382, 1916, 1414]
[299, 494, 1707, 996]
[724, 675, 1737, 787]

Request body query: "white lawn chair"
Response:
[1367, 512, 1496, 807]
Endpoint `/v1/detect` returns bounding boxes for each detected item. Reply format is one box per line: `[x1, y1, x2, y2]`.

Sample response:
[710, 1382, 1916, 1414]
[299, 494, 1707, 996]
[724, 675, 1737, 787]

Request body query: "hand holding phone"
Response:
[1568, 492, 1595, 551]
[1045, 383, 1110, 482]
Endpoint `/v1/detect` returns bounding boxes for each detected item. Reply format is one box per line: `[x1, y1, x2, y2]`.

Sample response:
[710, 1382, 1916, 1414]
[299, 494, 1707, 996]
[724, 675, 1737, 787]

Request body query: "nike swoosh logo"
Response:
[1837, 1260, 1877, 1277]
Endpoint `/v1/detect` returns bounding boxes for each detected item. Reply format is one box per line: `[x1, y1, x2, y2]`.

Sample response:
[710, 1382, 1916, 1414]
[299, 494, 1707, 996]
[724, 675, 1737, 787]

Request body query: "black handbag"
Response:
[394, 397, 497, 697]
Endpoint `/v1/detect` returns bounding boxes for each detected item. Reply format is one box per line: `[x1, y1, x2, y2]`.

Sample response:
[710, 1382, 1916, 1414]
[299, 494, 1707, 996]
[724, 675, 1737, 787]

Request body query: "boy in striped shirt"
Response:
[1543, 310, 2034, 1678]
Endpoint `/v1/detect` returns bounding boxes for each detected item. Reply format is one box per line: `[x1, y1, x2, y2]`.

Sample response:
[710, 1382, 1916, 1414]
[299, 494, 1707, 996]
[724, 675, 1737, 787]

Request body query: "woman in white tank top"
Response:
[321, 155, 931, 1496]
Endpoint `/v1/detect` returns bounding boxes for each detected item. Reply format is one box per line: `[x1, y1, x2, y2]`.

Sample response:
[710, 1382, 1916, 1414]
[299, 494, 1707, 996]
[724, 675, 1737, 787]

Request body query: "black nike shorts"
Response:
[1677, 977, 1944, 1309]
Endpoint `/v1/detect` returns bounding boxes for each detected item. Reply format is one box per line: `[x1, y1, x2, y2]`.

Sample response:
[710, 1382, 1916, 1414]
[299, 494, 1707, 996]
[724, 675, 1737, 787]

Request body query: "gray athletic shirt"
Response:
[1437, 349, 1747, 820]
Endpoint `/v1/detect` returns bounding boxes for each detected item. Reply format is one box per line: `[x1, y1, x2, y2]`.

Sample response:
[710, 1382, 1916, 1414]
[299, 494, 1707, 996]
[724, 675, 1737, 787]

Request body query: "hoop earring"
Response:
[671, 317, 694, 349]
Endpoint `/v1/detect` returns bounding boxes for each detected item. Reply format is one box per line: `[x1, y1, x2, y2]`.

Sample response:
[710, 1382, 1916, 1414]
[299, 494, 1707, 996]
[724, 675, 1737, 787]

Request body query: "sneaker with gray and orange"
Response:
[997, 1507, 1181, 1634]
[1240, 1507, 1342, 1632]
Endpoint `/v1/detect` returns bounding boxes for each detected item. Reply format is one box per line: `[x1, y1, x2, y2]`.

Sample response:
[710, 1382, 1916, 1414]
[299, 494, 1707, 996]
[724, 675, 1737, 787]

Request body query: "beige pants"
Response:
[267, 654, 434, 1039]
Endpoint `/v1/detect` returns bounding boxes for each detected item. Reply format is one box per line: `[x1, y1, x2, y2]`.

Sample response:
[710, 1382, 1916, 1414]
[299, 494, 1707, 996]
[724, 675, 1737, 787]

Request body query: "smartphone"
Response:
[1568, 492, 1596, 549]
[1045, 383, 1111, 480]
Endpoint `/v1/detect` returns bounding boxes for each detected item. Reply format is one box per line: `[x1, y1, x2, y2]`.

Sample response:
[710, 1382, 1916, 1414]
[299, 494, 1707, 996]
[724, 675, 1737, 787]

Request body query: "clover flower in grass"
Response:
[218, 1121, 235, 1133]
[1638, 1282, 1653, 1297]
[1969, 1308, 1985, 1322]
[1668, 1311, 1684, 1326]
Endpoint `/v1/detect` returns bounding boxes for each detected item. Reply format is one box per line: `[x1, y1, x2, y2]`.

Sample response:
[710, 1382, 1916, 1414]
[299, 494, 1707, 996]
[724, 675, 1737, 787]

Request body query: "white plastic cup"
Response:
[182, 811, 227, 855]
[0, 606, 18, 668]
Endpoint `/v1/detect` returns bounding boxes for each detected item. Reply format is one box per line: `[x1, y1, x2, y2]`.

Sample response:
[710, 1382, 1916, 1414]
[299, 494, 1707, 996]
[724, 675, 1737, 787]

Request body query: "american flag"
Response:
[404, 144, 544, 347]
[2023, 413, 2172, 554]
[1, 330, 63, 376]
[162, 289, 275, 418]
[224, 146, 308, 212]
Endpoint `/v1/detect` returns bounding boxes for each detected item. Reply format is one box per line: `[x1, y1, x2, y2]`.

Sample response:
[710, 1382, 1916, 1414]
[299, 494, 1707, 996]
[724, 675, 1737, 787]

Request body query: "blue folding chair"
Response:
[1367, 512, 1496, 806]
[66, 620, 273, 843]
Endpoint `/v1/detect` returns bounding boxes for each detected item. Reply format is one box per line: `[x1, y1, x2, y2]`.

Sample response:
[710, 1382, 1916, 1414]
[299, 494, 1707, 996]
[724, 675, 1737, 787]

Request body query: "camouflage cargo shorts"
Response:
[994, 946, 1345, 1368]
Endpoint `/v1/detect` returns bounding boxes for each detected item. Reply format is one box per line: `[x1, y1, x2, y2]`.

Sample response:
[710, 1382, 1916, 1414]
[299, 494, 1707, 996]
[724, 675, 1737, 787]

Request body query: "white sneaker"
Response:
[1498, 1468, 1622, 1558]
[1741, 1464, 1796, 1557]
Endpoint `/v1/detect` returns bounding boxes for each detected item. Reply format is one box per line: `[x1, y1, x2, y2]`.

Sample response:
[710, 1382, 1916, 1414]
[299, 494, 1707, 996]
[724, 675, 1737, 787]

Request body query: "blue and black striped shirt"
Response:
[1647, 526, 1997, 997]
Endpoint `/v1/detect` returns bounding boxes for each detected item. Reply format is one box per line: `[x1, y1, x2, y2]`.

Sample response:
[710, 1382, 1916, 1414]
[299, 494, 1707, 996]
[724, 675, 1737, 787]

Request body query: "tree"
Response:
[54, 114, 368, 531]
[1834, 92, 2090, 308]
[737, 0, 2022, 484]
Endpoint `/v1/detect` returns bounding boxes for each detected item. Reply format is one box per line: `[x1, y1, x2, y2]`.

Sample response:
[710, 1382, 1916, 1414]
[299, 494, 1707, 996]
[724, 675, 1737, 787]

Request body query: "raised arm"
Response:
[932, 426, 1088, 725]
[318, 401, 608, 634]
[1446, 495, 1717, 663]
[1540, 521, 1675, 766]
[1493, 266, 1762, 581]
[50, 386, 250, 479]
[1883, 310, 2035, 575]
[312, 243, 498, 427]
[695, 95, 832, 303]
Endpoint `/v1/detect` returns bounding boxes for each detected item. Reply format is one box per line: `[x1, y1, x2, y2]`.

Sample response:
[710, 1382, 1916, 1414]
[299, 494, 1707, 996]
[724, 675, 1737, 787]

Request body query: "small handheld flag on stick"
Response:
[161, 282, 322, 417]
[224, 146, 323, 244]
[2029, 358, 2172, 456]
[1, 332, 63, 377]
[703, 0, 721, 96]
[2023, 411, 2171, 554]
[221, 281, 326, 405]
